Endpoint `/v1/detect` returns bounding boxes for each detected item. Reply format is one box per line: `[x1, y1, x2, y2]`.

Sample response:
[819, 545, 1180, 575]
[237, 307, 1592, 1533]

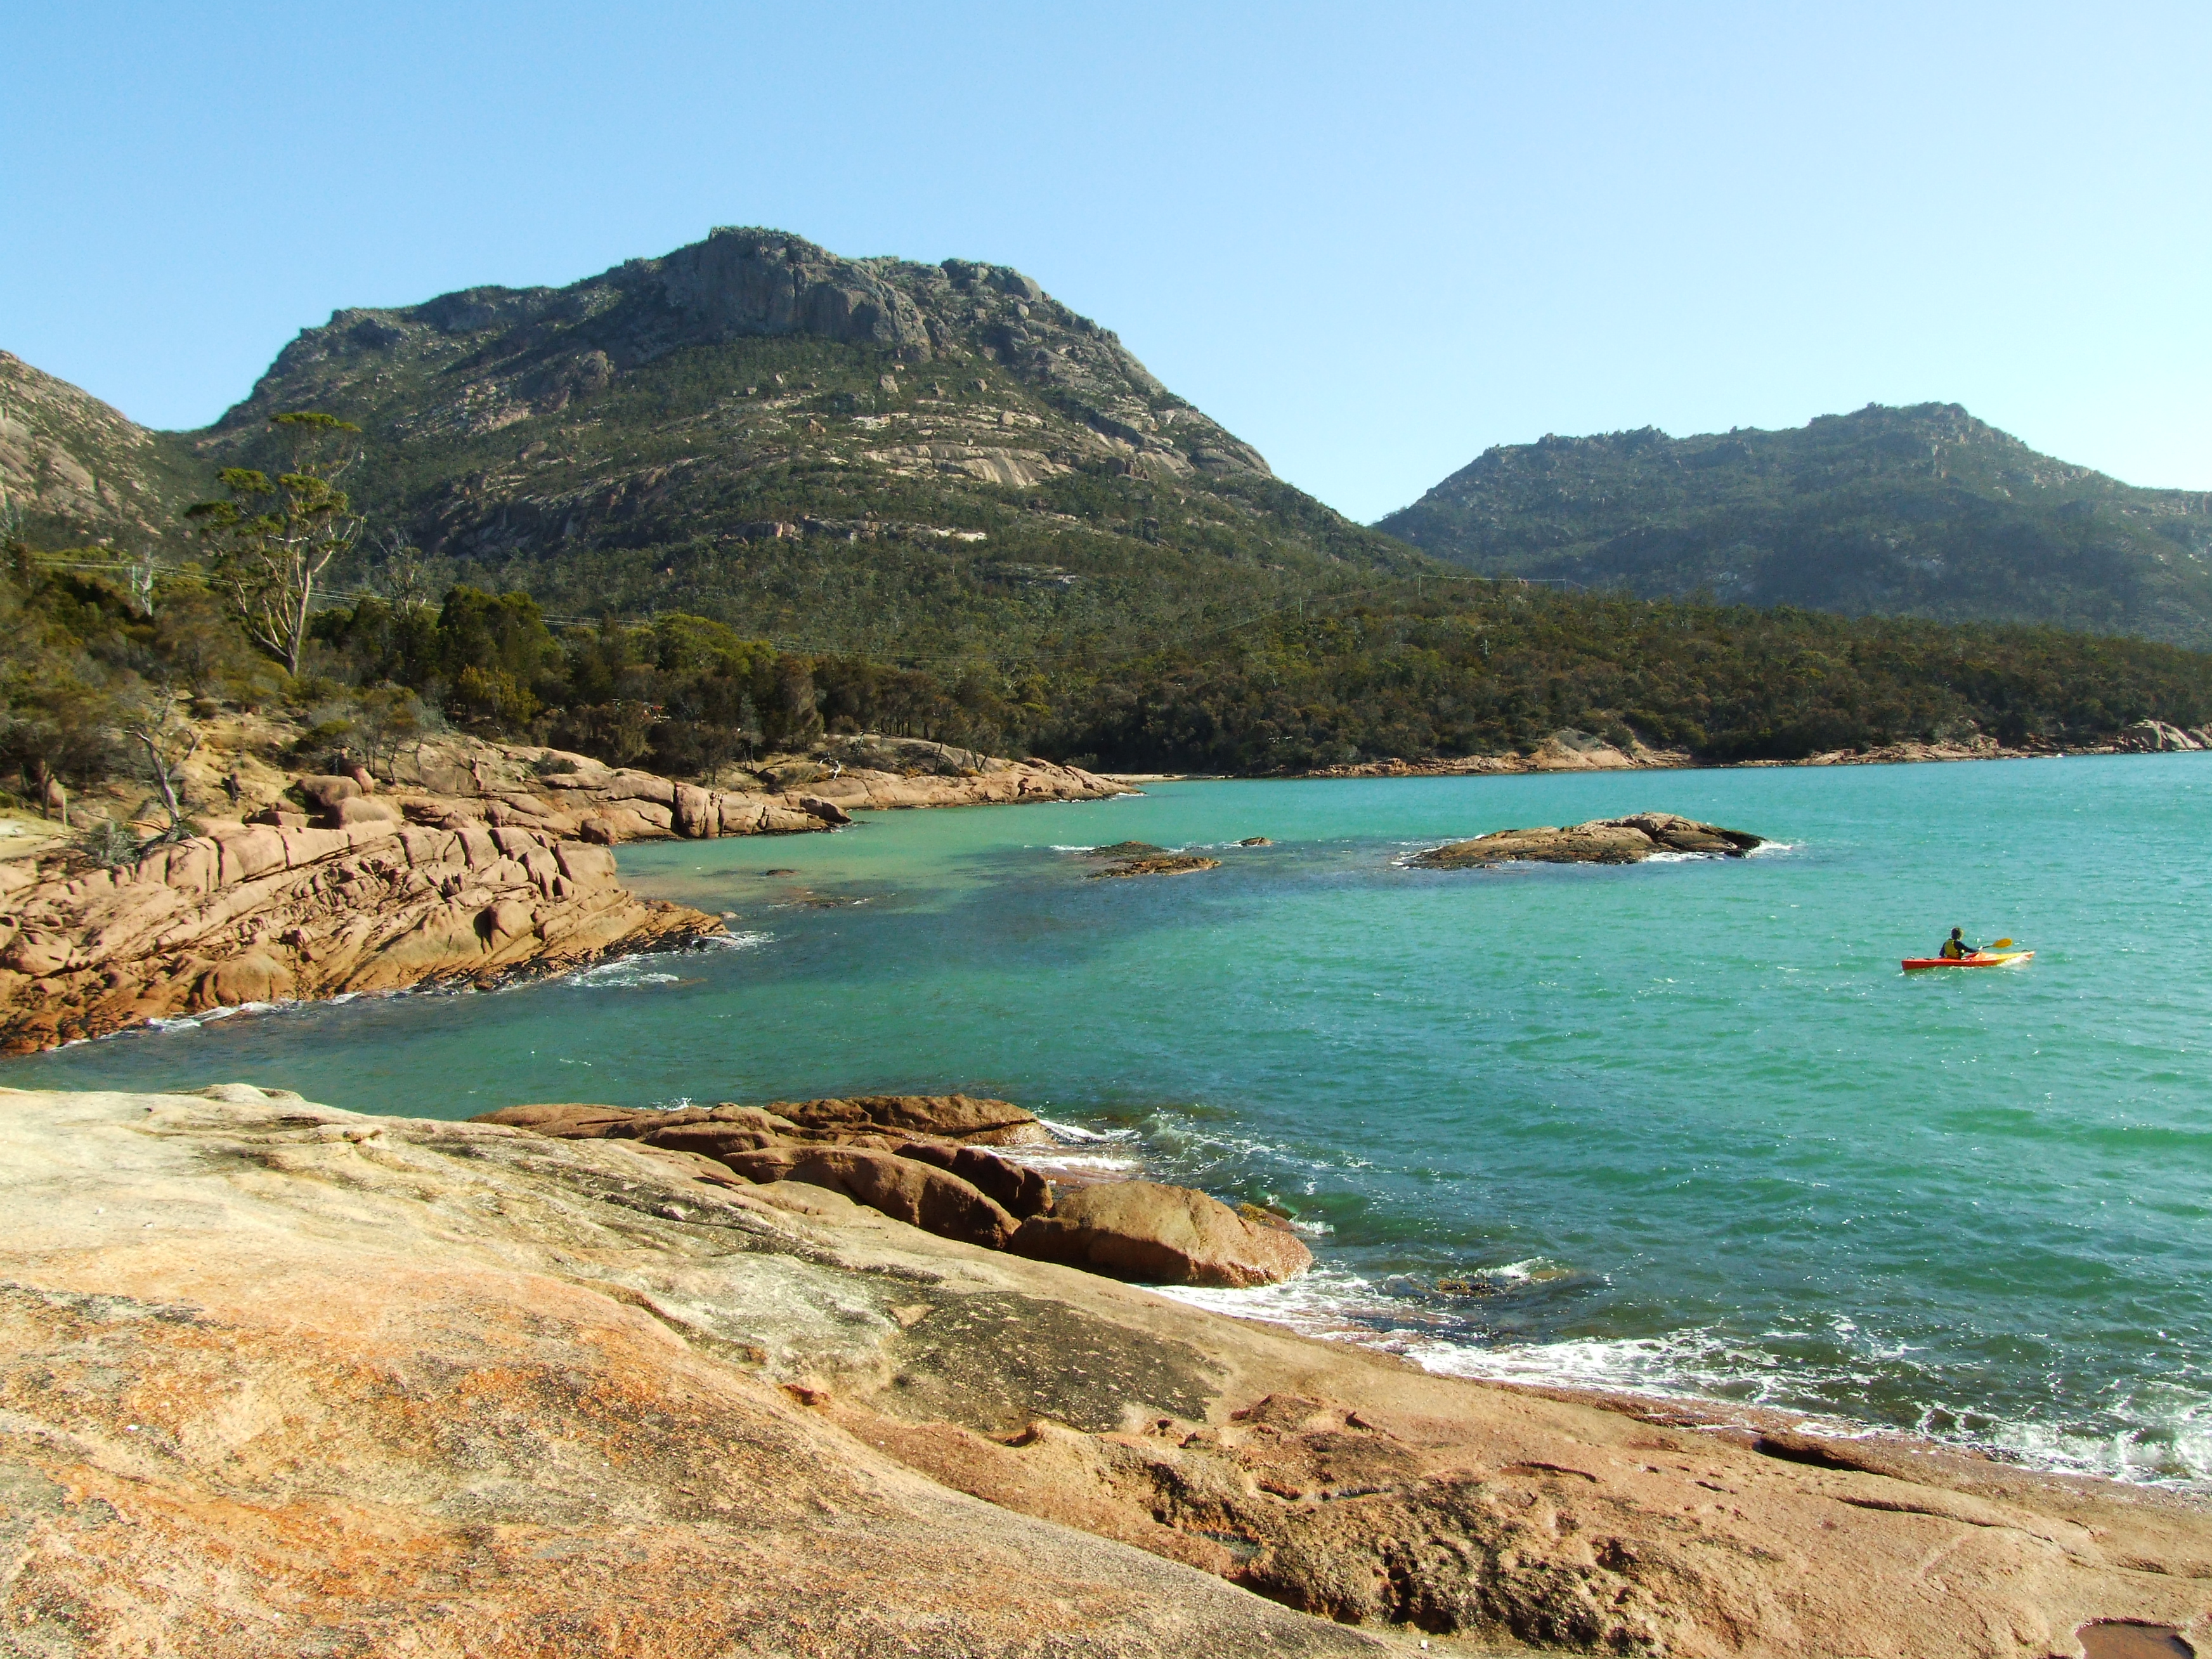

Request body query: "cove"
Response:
[10, 753, 2209, 1489]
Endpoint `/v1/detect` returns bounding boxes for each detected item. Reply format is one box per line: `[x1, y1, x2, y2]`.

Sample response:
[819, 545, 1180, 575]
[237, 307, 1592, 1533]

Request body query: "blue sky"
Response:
[6, 2, 2206, 521]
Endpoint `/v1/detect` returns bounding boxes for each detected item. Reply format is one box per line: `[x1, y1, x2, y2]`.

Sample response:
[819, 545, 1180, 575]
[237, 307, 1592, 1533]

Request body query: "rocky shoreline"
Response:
[0, 732, 1126, 1054]
[3, 1081, 2206, 1657]
[1299, 718, 2212, 779]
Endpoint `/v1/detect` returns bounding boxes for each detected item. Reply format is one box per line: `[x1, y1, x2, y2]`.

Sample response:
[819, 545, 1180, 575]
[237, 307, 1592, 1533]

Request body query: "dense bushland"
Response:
[9, 537, 2211, 816]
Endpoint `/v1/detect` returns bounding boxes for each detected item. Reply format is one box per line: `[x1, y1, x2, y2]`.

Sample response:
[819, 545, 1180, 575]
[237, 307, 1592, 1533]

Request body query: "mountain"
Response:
[9, 244, 2212, 776]
[0, 350, 200, 549]
[159, 227, 1423, 661]
[1376, 404, 2212, 648]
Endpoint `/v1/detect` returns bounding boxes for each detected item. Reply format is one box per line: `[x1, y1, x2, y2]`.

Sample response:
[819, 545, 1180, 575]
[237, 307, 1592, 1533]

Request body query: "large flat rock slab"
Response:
[1, 1084, 2205, 1656]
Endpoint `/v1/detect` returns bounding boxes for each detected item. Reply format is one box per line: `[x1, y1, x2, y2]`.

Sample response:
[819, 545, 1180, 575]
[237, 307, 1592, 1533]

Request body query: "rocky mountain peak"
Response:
[211, 227, 1266, 481]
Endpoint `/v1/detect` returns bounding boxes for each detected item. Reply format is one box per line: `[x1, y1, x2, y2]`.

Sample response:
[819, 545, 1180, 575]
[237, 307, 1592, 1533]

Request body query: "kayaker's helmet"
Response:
[1951, 927, 1963, 939]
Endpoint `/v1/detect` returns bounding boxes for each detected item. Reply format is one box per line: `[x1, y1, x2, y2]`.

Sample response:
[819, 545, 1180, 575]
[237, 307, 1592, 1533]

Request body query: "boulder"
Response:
[1528, 728, 1636, 771]
[769, 1094, 1048, 1145]
[798, 795, 854, 826]
[333, 796, 402, 828]
[897, 1141, 1053, 1218]
[1011, 1180, 1311, 1287]
[672, 783, 717, 837]
[294, 774, 363, 813]
[760, 760, 827, 791]
[786, 1147, 1018, 1249]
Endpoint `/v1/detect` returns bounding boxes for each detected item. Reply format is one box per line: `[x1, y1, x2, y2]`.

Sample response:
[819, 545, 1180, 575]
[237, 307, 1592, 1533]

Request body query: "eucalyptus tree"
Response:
[186, 412, 363, 674]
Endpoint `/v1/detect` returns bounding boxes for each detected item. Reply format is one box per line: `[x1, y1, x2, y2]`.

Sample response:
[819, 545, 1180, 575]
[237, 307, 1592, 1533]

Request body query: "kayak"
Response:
[1901, 951, 2034, 971]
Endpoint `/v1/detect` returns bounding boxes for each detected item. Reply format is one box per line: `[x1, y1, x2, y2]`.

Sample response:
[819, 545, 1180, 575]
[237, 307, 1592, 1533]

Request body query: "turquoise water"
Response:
[11, 756, 2210, 1487]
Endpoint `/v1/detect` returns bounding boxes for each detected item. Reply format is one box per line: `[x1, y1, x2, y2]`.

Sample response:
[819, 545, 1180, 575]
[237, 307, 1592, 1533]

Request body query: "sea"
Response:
[10, 755, 2208, 1490]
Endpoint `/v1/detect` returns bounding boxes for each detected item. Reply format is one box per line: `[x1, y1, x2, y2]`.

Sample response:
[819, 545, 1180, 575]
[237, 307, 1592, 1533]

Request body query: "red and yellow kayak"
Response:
[1901, 950, 2034, 971]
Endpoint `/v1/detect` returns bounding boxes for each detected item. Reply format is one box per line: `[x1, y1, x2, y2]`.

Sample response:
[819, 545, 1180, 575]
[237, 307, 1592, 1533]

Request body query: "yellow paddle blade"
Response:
[1990, 937, 2014, 949]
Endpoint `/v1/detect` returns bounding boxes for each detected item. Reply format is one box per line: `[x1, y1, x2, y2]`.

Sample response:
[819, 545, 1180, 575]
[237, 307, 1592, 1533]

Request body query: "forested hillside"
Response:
[7, 234, 2212, 797]
[1378, 405, 2212, 648]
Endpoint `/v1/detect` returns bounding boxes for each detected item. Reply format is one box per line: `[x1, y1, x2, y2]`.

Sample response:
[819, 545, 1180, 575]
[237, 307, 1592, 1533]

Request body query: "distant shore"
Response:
[1290, 721, 2205, 781]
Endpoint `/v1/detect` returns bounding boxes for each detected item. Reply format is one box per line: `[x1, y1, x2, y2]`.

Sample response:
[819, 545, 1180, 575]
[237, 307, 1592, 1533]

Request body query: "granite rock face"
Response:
[0, 817, 712, 1053]
[2116, 719, 2212, 753]
[405, 738, 1123, 847]
[6, 1084, 2207, 1658]
[1412, 812, 1764, 868]
[0, 1086, 1378, 1658]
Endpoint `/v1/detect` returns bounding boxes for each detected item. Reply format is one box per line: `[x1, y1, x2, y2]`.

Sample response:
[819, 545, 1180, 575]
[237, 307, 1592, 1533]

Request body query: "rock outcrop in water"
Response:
[1080, 840, 1223, 878]
[1412, 812, 1764, 868]
[4, 1083, 2208, 1657]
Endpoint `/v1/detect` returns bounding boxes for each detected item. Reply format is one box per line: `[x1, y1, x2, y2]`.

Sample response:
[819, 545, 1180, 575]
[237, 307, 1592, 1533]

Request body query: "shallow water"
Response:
[13, 755, 2211, 1487]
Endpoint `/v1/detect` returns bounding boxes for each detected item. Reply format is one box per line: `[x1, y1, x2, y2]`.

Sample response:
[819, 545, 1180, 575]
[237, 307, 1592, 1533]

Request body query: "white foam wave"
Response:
[1169, 1284, 2212, 1491]
[1745, 840, 1804, 857]
[1008, 1149, 1147, 1176]
[141, 999, 302, 1035]
[1035, 1116, 1135, 1142]
[564, 960, 680, 989]
[566, 932, 770, 990]
[1152, 1265, 1396, 1334]
[1979, 1396, 2211, 1488]
[1487, 1256, 1571, 1284]
[698, 930, 774, 952]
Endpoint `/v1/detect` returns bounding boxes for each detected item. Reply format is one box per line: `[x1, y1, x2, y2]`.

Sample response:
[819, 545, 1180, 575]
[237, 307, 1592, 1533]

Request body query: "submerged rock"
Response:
[1012, 1179, 1313, 1287]
[1412, 810, 1762, 868]
[1081, 841, 1224, 879]
[1090, 854, 1221, 878]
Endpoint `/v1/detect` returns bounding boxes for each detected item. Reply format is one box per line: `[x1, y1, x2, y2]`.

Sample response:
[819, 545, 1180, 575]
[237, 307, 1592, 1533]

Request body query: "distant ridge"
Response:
[1376, 403, 2212, 647]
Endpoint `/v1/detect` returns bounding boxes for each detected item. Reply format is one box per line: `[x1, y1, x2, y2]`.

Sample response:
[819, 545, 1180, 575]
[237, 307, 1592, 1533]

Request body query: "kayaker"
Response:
[1938, 927, 1976, 960]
